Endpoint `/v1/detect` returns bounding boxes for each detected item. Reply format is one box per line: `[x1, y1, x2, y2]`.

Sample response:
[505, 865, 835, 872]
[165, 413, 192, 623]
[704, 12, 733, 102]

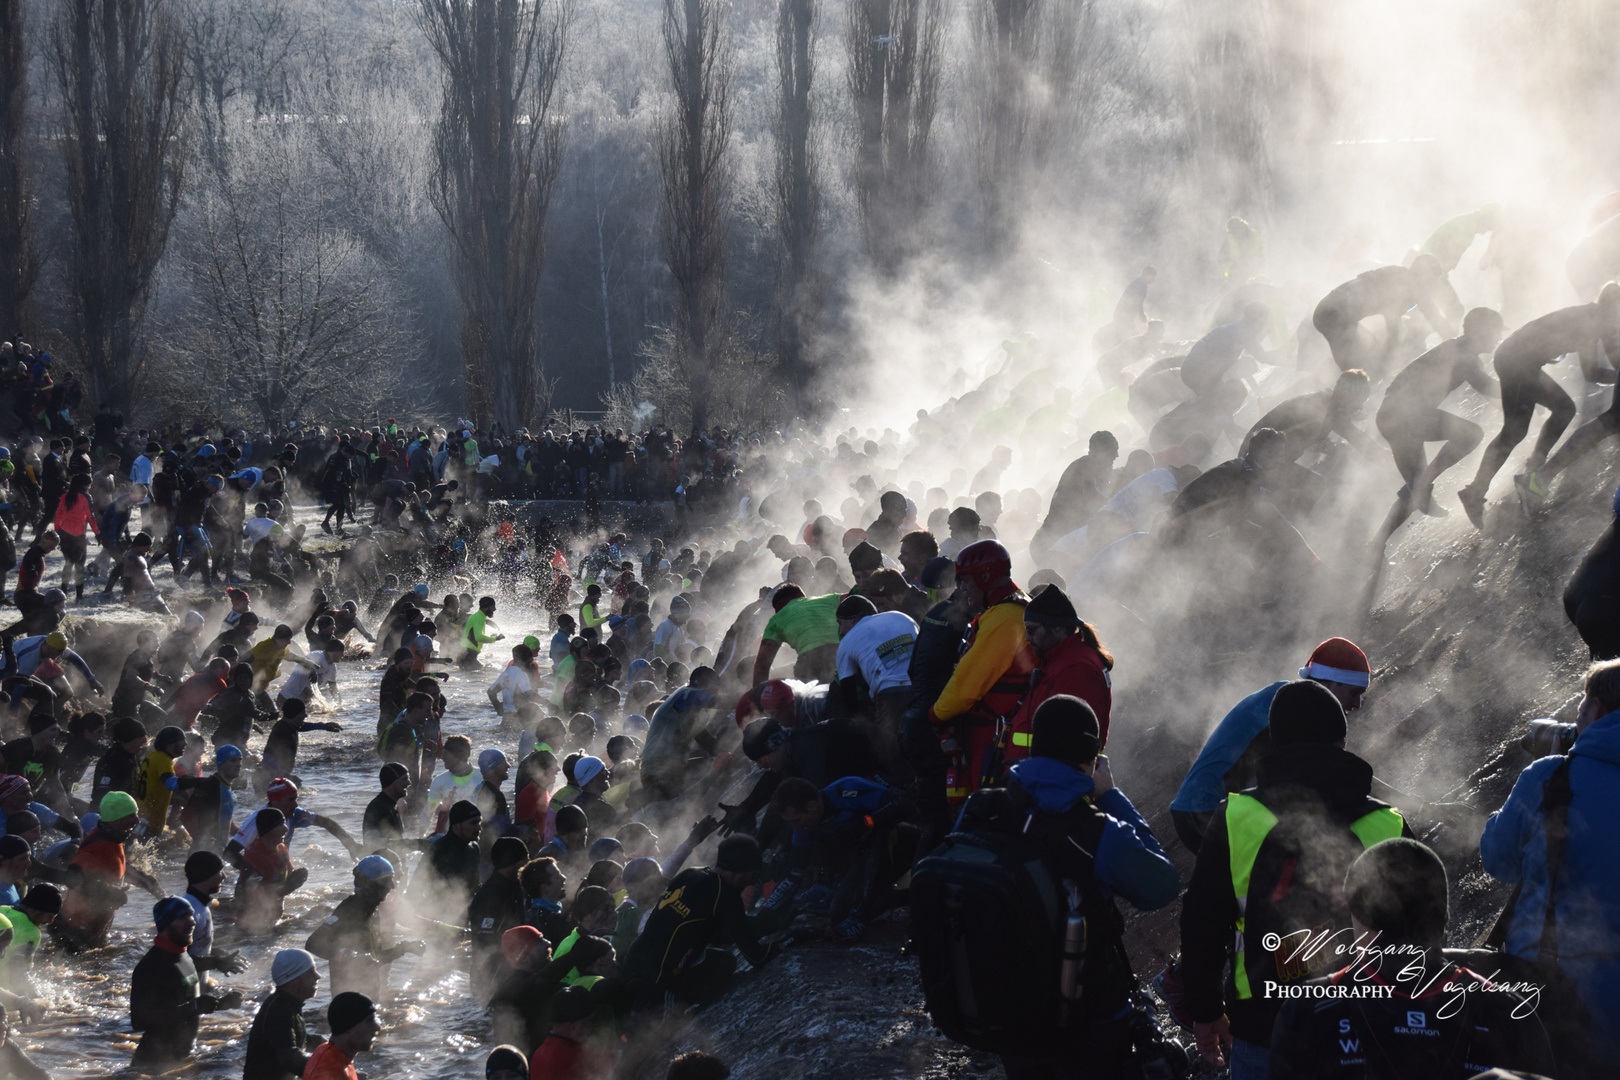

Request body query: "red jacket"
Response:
[1004, 633, 1112, 763]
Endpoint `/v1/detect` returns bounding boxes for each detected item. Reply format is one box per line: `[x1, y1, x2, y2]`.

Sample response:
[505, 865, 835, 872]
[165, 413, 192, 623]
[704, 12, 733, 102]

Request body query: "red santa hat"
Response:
[1299, 637, 1370, 688]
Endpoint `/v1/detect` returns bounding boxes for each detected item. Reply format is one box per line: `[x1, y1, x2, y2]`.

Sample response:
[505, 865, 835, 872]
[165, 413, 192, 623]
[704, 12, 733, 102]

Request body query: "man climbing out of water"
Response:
[926, 540, 1034, 806]
[1458, 281, 1620, 527]
[1311, 256, 1456, 376]
[1373, 307, 1503, 532]
[1238, 370, 1379, 517]
[56, 791, 162, 947]
[306, 856, 424, 1000]
[129, 896, 244, 1069]
[1178, 302, 1276, 403]
[461, 595, 503, 669]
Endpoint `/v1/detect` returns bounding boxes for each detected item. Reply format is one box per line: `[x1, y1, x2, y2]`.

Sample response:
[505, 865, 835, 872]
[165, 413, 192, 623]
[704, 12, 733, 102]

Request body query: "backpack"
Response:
[909, 784, 1132, 1055]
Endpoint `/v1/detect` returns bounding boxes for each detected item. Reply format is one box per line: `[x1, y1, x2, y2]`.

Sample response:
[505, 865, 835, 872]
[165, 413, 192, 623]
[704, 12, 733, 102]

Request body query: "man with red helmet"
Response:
[732, 679, 804, 728]
[926, 540, 1035, 803]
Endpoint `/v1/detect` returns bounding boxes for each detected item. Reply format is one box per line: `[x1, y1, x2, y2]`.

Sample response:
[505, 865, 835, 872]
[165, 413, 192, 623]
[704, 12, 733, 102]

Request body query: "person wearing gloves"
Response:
[306, 856, 425, 999]
[180, 851, 246, 982]
[129, 896, 244, 1068]
[302, 992, 380, 1080]
[244, 948, 325, 1080]
[460, 596, 503, 669]
[57, 791, 162, 946]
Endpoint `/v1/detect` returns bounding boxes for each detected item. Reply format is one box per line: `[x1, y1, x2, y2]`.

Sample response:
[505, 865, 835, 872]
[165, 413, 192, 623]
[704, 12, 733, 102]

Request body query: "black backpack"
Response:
[909, 785, 1132, 1055]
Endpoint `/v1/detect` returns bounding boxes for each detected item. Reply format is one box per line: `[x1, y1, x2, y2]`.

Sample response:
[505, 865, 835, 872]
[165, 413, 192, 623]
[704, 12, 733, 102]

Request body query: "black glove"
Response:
[716, 803, 746, 837]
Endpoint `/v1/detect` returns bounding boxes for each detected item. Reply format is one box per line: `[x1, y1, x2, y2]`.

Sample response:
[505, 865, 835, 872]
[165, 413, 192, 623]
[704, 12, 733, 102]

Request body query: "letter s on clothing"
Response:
[1338, 1018, 1351, 1034]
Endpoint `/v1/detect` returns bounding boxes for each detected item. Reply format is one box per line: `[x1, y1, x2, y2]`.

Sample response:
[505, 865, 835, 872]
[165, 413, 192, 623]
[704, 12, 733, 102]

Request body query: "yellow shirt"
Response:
[133, 749, 177, 832]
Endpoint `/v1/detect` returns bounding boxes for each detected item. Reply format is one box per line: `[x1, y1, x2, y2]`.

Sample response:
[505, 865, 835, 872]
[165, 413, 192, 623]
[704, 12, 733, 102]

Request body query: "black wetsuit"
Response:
[622, 867, 779, 1004]
[1377, 337, 1494, 487]
[130, 938, 223, 1067]
[1566, 515, 1620, 659]
[1312, 265, 1449, 374]
[242, 989, 319, 1080]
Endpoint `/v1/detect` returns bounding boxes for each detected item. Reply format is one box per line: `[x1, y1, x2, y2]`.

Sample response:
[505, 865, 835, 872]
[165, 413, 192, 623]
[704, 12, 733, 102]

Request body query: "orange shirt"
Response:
[303, 1042, 356, 1080]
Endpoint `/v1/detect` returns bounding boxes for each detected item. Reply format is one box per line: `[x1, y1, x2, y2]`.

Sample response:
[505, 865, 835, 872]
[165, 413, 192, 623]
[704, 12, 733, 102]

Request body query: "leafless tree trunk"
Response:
[775, 0, 818, 399]
[419, 0, 569, 432]
[0, 1, 37, 342]
[846, 0, 941, 277]
[51, 0, 189, 409]
[659, 0, 730, 433]
[181, 0, 304, 173]
[970, 0, 1092, 251]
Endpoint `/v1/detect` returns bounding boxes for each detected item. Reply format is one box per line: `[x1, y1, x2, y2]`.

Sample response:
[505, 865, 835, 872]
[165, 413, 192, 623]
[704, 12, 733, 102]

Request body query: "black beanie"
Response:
[550, 984, 595, 1023]
[448, 800, 481, 826]
[491, 836, 528, 870]
[1024, 585, 1080, 628]
[1029, 695, 1100, 767]
[715, 835, 762, 872]
[835, 593, 877, 621]
[1343, 838, 1448, 946]
[112, 717, 146, 744]
[20, 884, 60, 914]
[379, 762, 409, 788]
[185, 850, 225, 884]
[327, 991, 375, 1035]
[741, 719, 791, 762]
[485, 1045, 529, 1078]
[1268, 679, 1348, 746]
[848, 541, 883, 572]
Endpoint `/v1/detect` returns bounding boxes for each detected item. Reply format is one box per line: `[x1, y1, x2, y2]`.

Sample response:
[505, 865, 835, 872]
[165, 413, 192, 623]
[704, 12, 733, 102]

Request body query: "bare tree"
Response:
[181, 0, 306, 172]
[846, 0, 941, 277]
[774, 0, 819, 399]
[660, 0, 731, 432]
[419, 0, 569, 433]
[1181, 0, 1275, 219]
[970, 0, 1095, 250]
[51, 0, 188, 409]
[165, 130, 404, 429]
[0, 1, 37, 341]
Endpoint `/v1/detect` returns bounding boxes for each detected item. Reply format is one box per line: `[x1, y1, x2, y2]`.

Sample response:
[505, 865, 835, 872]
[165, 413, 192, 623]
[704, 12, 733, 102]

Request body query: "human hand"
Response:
[1194, 1017, 1231, 1067]
[1092, 755, 1114, 795]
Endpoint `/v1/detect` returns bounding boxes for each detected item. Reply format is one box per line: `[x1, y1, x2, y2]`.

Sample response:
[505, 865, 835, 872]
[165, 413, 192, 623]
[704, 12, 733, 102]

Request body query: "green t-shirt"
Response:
[762, 593, 842, 654]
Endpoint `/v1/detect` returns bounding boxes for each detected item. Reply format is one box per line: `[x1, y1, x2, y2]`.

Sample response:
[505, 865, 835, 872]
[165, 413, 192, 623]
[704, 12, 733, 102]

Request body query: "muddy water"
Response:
[30, 536, 557, 1079]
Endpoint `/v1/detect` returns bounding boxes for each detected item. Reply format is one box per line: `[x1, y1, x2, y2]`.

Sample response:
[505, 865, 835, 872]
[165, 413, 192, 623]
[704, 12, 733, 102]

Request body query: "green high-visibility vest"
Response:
[1224, 792, 1403, 1000]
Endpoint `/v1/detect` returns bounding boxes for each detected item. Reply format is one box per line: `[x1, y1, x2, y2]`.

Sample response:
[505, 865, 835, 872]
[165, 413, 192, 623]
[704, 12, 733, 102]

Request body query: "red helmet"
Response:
[954, 539, 1012, 592]
[758, 679, 796, 718]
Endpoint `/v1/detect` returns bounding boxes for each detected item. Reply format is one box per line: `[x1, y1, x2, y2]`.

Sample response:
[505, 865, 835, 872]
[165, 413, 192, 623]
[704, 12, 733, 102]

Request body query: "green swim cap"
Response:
[523, 635, 541, 652]
[99, 791, 138, 821]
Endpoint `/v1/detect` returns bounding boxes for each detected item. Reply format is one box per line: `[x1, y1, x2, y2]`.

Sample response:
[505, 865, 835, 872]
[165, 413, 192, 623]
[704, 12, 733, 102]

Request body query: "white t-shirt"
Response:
[427, 769, 481, 832]
[1098, 468, 1180, 532]
[835, 610, 918, 695]
[243, 517, 278, 545]
[279, 654, 336, 700]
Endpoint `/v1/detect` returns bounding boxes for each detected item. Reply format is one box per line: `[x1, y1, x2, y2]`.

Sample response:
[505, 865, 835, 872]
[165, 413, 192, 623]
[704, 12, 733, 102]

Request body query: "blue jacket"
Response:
[1480, 707, 1620, 1059]
[1171, 680, 1286, 814]
[790, 777, 906, 866]
[1007, 757, 1180, 912]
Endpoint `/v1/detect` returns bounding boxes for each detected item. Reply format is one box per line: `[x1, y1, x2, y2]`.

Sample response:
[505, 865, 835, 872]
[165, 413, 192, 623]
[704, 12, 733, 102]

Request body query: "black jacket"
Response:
[243, 989, 321, 1080]
[737, 718, 881, 819]
[907, 601, 966, 712]
[1269, 953, 1555, 1079]
[622, 867, 779, 991]
[130, 938, 221, 1066]
[1180, 743, 1412, 1045]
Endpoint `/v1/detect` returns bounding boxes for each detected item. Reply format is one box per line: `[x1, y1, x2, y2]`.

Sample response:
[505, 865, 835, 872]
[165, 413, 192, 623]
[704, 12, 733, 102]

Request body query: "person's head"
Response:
[16, 884, 59, 930]
[266, 776, 300, 812]
[1244, 427, 1289, 473]
[97, 790, 140, 840]
[479, 748, 510, 786]
[26, 711, 58, 749]
[878, 490, 907, 521]
[1343, 838, 1449, 950]
[946, 506, 981, 540]
[448, 800, 482, 841]
[491, 836, 529, 878]
[1410, 251, 1444, 282]
[569, 884, 617, 933]
[1087, 430, 1120, 463]
[153, 896, 196, 946]
[112, 717, 147, 755]
[666, 1051, 730, 1080]
[952, 539, 1013, 610]
[1029, 695, 1101, 769]
[553, 803, 588, 846]
[1331, 369, 1372, 412]
[354, 855, 396, 903]
[35, 531, 57, 553]
[1268, 679, 1348, 747]
[271, 948, 319, 1003]
[1578, 658, 1620, 731]
[770, 584, 805, 613]
[184, 850, 226, 898]
[255, 807, 289, 848]
[549, 984, 596, 1039]
[442, 733, 473, 772]
[1022, 585, 1081, 657]
[485, 1044, 530, 1080]
[835, 593, 877, 639]
[898, 530, 938, 580]
[1300, 637, 1371, 713]
[379, 762, 410, 800]
[1460, 306, 1504, 352]
[769, 776, 825, 830]
[741, 718, 793, 771]
[214, 743, 244, 782]
[847, 541, 883, 587]
[0, 836, 29, 884]
[621, 856, 665, 907]
[520, 856, 567, 903]
[714, 834, 763, 890]
[327, 992, 380, 1055]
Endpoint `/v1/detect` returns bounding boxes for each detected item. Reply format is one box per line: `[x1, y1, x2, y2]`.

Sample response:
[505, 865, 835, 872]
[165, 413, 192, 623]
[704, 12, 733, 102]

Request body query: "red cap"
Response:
[1300, 638, 1370, 688]
[266, 777, 299, 802]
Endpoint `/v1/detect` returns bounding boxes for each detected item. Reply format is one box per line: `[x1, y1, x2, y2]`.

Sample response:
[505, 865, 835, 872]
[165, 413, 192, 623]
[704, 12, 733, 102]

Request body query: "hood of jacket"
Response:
[1008, 755, 1096, 814]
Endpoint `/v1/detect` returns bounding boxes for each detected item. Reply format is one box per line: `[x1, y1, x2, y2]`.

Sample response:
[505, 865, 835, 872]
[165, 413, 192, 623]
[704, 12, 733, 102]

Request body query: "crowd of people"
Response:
[0, 201, 1613, 1080]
